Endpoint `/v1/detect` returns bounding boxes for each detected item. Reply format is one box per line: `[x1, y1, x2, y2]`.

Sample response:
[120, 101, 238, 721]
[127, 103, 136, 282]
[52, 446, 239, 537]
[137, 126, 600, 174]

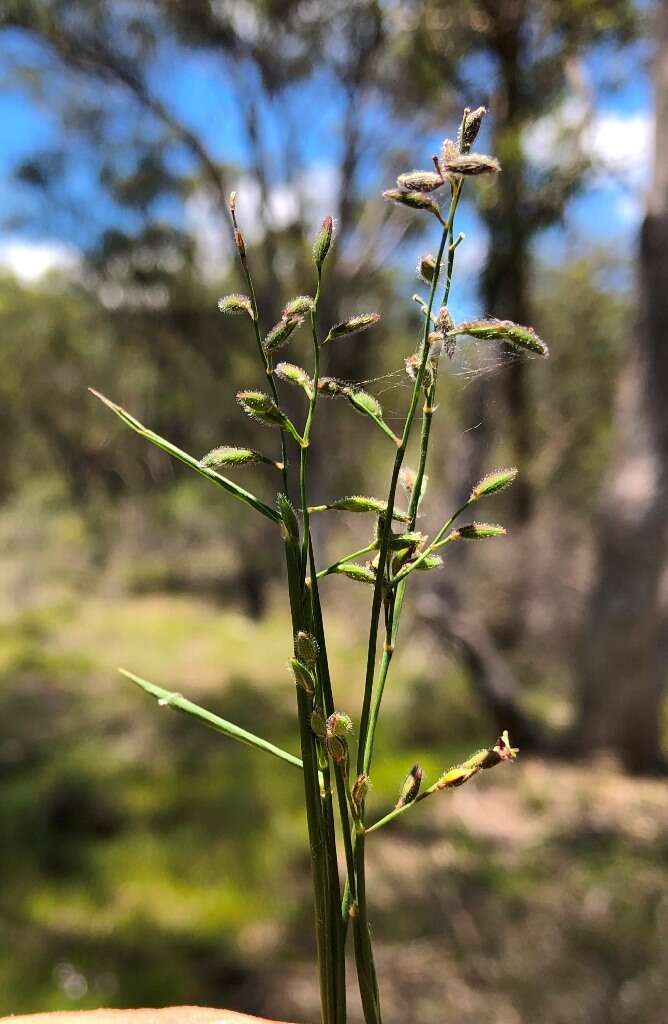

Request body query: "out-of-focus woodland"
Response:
[0, 2, 667, 1022]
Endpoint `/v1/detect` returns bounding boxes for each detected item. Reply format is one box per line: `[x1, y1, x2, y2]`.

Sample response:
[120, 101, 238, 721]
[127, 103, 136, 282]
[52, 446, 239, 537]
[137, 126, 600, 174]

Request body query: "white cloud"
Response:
[524, 105, 651, 186]
[0, 238, 81, 282]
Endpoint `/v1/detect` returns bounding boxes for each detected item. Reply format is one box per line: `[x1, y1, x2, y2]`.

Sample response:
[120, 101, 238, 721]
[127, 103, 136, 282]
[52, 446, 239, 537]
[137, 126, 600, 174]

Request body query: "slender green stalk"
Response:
[283, 534, 336, 1024]
[314, 541, 378, 580]
[365, 789, 433, 835]
[230, 204, 290, 498]
[361, 179, 466, 776]
[356, 196, 456, 779]
[390, 500, 469, 587]
[299, 272, 348, 1024]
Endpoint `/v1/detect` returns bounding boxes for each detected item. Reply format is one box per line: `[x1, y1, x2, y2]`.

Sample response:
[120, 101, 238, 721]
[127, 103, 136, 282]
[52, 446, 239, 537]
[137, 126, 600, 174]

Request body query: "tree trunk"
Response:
[575, 3, 668, 773]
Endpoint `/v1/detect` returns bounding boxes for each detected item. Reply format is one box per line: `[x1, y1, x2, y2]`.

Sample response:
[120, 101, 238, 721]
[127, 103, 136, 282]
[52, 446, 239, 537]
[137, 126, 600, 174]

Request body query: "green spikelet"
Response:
[282, 295, 315, 318]
[334, 563, 377, 585]
[313, 215, 333, 269]
[291, 657, 316, 695]
[447, 319, 549, 357]
[327, 313, 381, 341]
[277, 493, 300, 544]
[469, 467, 518, 502]
[218, 293, 255, 319]
[453, 522, 507, 540]
[264, 316, 302, 354]
[199, 446, 270, 469]
[237, 390, 286, 428]
[275, 362, 313, 397]
[346, 390, 383, 419]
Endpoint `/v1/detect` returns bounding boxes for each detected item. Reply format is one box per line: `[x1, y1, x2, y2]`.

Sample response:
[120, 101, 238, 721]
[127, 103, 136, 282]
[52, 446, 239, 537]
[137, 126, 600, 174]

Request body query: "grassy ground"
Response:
[1, 582, 666, 1023]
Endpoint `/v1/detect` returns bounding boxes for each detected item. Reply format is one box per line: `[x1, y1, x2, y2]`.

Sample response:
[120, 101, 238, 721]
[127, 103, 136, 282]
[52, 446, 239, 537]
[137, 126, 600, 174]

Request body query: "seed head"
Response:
[237, 390, 286, 428]
[277, 493, 300, 543]
[451, 522, 507, 540]
[311, 710, 327, 739]
[334, 562, 377, 585]
[321, 495, 409, 522]
[469, 467, 518, 502]
[383, 189, 442, 218]
[396, 170, 444, 193]
[313, 215, 333, 269]
[436, 306, 455, 334]
[346, 389, 383, 420]
[326, 712, 353, 738]
[264, 315, 302, 354]
[417, 253, 438, 283]
[469, 466, 516, 501]
[435, 732, 518, 791]
[326, 734, 348, 764]
[200, 446, 265, 468]
[317, 376, 347, 398]
[396, 763, 424, 808]
[458, 106, 487, 153]
[327, 313, 381, 340]
[446, 318, 549, 357]
[275, 362, 313, 397]
[352, 773, 370, 809]
[328, 495, 388, 515]
[291, 657, 315, 695]
[218, 293, 255, 319]
[295, 631, 319, 667]
[283, 295, 315, 318]
[413, 553, 443, 571]
[440, 151, 500, 177]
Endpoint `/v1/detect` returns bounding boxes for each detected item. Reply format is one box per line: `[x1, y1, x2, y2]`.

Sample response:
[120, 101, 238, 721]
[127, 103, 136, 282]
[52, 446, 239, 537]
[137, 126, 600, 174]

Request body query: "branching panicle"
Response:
[92, 108, 548, 1024]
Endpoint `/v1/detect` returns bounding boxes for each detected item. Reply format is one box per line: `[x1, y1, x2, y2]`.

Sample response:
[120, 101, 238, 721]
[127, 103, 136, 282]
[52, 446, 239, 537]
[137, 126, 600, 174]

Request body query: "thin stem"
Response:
[299, 274, 348, 1024]
[365, 788, 435, 835]
[314, 541, 378, 580]
[390, 500, 470, 587]
[283, 537, 336, 1024]
[352, 832, 382, 1023]
[360, 179, 466, 776]
[231, 208, 291, 498]
[357, 194, 457, 778]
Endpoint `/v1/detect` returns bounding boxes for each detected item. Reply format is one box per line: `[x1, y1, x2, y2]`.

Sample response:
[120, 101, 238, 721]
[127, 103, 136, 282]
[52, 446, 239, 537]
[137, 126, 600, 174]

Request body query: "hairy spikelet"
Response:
[328, 313, 381, 340]
[283, 295, 315, 318]
[396, 170, 444, 193]
[383, 189, 441, 217]
[275, 362, 313, 397]
[447, 318, 549, 357]
[469, 468, 518, 502]
[264, 316, 302, 354]
[218, 293, 255, 318]
[439, 152, 500, 176]
[452, 522, 507, 540]
[334, 562, 377, 585]
[346, 389, 383, 419]
[200, 446, 265, 468]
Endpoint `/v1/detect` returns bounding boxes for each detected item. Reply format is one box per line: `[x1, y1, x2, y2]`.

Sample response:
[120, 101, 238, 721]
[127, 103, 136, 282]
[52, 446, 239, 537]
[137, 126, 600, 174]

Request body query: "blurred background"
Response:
[0, 1, 667, 1022]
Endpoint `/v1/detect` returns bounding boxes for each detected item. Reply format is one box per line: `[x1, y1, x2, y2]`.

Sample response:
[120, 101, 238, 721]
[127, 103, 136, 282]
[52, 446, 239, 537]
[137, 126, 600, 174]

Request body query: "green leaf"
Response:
[89, 389, 280, 523]
[120, 669, 303, 769]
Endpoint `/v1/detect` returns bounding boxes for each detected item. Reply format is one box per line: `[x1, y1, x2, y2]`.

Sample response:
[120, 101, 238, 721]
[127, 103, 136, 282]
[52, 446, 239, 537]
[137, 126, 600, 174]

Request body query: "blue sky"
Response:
[0, 23, 653, 300]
